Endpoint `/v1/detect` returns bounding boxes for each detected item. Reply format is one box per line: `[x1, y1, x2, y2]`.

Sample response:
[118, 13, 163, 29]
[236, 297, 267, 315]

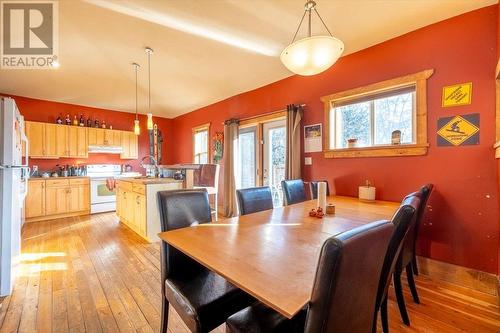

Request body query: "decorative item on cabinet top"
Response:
[25, 121, 138, 159]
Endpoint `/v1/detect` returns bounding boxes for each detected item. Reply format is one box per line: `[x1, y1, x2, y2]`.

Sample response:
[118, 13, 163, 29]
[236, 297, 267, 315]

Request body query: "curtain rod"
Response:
[222, 103, 306, 125]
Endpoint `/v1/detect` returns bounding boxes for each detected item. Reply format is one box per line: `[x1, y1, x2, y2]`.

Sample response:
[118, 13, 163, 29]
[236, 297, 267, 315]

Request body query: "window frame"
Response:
[321, 69, 433, 158]
[192, 123, 210, 164]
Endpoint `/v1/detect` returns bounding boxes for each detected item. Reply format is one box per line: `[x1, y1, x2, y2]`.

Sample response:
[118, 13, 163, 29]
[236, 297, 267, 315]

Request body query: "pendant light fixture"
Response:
[145, 47, 154, 130]
[280, 0, 344, 76]
[132, 62, 141, 135]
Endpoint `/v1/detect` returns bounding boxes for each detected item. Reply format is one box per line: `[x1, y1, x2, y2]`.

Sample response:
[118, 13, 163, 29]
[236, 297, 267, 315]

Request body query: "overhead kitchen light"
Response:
[132, 62, 141, 135]
[145, 47, 154, 130]
[281, 0, 344, 76]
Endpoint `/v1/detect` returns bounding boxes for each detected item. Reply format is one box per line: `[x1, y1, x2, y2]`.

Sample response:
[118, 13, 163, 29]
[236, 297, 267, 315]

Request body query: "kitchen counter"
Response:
[29, 176, 89, 180]
[118, 177, 184, 185]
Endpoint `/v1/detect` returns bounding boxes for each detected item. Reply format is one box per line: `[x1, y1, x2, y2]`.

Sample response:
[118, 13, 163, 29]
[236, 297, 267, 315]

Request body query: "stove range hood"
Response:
[88, 145, 123, 154]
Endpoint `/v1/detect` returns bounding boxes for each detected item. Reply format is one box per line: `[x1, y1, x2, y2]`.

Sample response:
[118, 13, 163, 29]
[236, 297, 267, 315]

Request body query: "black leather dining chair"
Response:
[393, 184, 434, 326]
[309, 180, 330, 199]
[236, 186, 274, 215]
[281, 179, 307, 205]
[374, 195, 420, 333]
[157, 189, 254, 333]
[226, 220, 395, 333]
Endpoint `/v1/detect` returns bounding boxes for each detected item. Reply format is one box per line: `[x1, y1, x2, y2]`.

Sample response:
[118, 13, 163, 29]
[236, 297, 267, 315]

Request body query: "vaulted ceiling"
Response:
[0, 0, 495, 118]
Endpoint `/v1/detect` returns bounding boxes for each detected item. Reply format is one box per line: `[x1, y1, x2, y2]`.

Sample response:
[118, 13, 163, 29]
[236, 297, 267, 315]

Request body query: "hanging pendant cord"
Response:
[135, 65, 138, 120]
[290, 9, 307, 44]
[314, 8, 333, 36]
[147, 51, 151, 113]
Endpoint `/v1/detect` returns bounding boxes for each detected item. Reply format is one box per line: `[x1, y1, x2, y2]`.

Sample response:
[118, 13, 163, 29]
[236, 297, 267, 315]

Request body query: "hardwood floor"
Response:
[0, 213, 498, 333]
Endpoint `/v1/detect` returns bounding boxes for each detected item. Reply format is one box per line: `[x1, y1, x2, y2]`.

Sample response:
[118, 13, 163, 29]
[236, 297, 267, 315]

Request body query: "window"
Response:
[321, 70, 433, 158]
[332, 87, 415, 148]
[193, 124, 209, 163]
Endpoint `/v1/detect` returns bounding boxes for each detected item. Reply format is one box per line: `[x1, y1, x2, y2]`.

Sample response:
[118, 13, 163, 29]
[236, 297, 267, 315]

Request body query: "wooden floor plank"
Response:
[0, 212, 497, 333]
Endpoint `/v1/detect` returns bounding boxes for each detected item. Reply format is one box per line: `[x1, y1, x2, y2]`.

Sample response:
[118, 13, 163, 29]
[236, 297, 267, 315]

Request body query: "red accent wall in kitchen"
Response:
[5, 95, 175, 173]
[170, 6, 499, 274]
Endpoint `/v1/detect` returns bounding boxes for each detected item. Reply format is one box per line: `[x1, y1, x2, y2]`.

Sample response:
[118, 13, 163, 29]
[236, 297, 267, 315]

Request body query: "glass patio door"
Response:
[238, 126, 258, 189]
[263, 119, 286, 207]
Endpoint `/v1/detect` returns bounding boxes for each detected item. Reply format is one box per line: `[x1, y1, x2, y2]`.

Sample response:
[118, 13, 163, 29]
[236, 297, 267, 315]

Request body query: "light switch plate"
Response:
[305, 157, 312, 165]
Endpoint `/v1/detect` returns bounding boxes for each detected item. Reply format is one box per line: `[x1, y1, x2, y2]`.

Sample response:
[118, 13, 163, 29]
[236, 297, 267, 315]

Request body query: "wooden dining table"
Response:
[158, 195, 400, 319]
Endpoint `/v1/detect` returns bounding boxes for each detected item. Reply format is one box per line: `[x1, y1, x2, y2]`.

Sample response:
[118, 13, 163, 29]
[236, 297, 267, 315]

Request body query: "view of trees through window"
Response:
[333, 90, 414, 148]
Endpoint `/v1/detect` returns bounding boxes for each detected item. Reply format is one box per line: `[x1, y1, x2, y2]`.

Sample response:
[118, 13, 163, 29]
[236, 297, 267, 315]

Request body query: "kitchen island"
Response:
[116, 177, 184, 242]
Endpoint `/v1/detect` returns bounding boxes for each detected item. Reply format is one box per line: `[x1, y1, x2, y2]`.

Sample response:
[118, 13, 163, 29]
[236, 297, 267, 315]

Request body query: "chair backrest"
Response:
[309, 180, 330, 199]
[398, 184, 434, 269]
[281, 179, 307, 205]
[304, 220, 394, 333]
[193, 164, 220, 189]
[236, 186, 273, 216]
[157, 189, 212, 281]
[376, 196, 420, 309]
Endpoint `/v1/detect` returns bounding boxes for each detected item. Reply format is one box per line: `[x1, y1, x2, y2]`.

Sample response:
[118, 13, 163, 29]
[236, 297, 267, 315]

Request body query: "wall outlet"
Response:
[305, 157, 312, 165]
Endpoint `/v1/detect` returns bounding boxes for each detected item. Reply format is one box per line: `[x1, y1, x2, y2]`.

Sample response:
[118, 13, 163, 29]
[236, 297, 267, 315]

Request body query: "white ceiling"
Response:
[0, 0, 495, 118]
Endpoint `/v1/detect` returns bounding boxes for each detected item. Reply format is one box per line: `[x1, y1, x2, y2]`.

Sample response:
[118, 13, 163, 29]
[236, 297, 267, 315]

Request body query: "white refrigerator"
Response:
[0, 97, 29, 296]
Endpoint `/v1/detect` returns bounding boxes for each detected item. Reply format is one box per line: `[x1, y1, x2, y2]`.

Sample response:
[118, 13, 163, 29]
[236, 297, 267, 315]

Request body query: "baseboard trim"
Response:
[417, 256, 498, 298]
[25, 210, 90, 223]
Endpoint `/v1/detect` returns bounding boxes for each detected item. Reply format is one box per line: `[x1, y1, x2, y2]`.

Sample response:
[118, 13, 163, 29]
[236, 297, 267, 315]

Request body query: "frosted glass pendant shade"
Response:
[134, 119, 140, 135]
[147, 113, 153, 130]
[280, 36, 344, 76]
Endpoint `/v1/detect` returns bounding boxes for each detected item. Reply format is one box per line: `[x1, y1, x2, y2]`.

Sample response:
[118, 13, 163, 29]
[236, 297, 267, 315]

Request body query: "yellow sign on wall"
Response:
[437, 115, 479, 146]
[442, 82, 472, 107]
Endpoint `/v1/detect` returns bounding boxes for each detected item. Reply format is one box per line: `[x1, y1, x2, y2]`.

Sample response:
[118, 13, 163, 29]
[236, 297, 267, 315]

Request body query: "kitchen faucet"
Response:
[140, 155, 159, 177]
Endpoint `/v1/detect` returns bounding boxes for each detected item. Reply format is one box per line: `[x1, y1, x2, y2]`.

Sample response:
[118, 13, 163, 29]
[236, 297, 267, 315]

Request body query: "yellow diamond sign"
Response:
[437, 115, 479, 146]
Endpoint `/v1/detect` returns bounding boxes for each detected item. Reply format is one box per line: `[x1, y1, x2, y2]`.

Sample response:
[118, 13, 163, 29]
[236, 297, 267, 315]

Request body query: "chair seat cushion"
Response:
[226, 302, 306, 333]
[166, 269, 254, 332]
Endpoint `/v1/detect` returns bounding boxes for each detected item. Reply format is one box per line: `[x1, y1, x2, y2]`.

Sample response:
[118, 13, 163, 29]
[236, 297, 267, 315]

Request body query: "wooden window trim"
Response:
[321, 69, 434, 158]
[192, 123, 210, 163]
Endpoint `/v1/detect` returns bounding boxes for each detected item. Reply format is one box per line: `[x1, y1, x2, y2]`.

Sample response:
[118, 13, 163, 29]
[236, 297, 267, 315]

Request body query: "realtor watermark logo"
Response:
[1, 1, 59, 69]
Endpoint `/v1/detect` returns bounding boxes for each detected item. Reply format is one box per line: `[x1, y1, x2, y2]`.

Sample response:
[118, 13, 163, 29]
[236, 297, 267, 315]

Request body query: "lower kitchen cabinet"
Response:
[25, 179, 45, 218]
[116, 179, 183, 242]
[25, 178, 90, 222]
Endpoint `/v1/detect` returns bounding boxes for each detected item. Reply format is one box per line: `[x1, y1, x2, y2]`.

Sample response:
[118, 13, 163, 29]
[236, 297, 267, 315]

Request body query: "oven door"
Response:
[90, 178, 116, 204]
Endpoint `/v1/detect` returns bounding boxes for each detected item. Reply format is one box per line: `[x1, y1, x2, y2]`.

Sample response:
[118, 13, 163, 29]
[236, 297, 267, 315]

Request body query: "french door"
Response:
[237, 118, 286, 207]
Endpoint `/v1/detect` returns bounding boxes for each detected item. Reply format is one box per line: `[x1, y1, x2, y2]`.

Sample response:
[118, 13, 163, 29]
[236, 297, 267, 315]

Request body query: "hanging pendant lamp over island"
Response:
[280, 0, 344, 76]
[132, 62, 141, 135]
[145, 47, 154, 130]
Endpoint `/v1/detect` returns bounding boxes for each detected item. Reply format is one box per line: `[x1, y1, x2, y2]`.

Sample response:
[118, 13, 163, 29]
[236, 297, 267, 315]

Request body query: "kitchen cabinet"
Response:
[116, 179, 183, 241]
[25, 179, 45, 218]
[44, 123, 58, 157]
[68, 127, 88, 157]
[26, 121, 135, 160]
[56, 126, 88, 157]
[26, 121, 58, 158]
[26, 178, 90, 222]
[120, 131, 138, 159]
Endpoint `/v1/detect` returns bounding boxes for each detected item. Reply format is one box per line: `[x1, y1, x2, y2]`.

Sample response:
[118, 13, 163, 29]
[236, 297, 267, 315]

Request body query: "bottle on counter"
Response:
[65, 114, 71, 125]
[79, 114, 85, 126]
[87, 117, 92, 127]
[72, 115, 78, 126]
[101, 120, 106, 129]
[94, 118, 100, 128]
[56, 114, 63, 124]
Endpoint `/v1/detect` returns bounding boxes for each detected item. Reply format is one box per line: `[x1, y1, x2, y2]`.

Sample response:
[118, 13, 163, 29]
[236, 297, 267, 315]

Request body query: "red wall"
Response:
[5, 95, 175, 173]
[170, 6, 499, 274]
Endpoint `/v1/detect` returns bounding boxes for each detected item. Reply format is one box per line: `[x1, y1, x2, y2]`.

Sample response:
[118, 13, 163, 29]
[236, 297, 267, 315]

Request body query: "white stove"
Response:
[87, 164, 121, 214]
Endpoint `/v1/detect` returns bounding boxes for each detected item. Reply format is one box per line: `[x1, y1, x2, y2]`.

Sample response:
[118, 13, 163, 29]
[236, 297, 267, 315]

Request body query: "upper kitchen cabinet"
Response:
[26, 121, 58, 158]
[67, 126, 88, 157]
[121, 131, 138, 159]
[27, 121, 88, 159]
[88, 128, 121, 146]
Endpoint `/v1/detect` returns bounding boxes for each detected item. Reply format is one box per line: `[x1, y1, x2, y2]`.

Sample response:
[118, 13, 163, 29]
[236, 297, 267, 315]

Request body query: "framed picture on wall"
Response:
[304, 123, 322, 153]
